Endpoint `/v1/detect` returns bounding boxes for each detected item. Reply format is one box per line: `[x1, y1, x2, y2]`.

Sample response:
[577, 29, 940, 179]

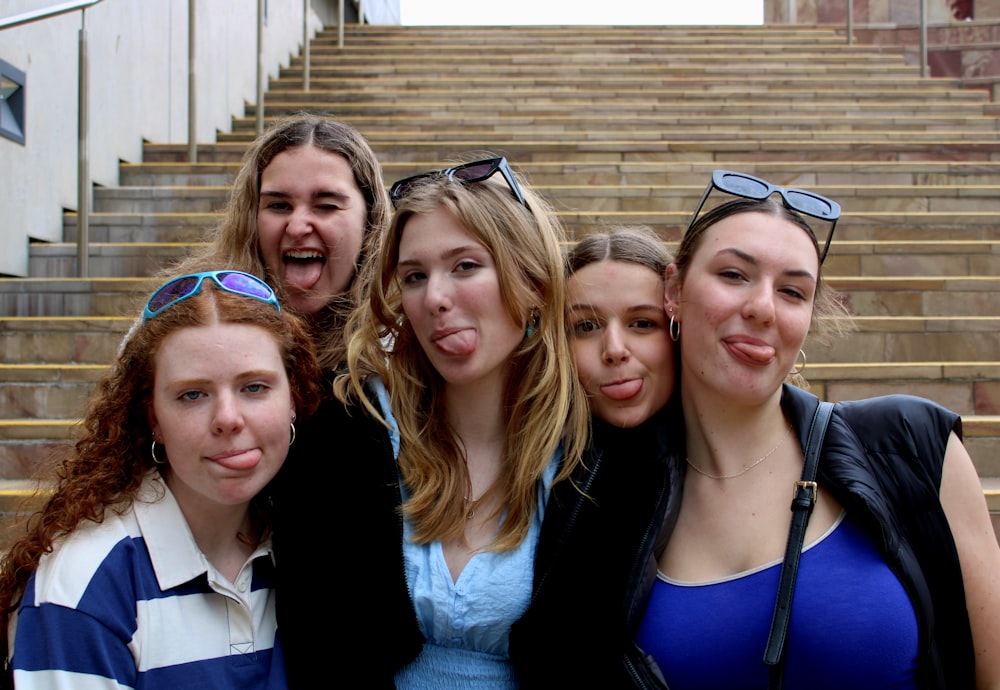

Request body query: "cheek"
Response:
[571, 341, 602, 387]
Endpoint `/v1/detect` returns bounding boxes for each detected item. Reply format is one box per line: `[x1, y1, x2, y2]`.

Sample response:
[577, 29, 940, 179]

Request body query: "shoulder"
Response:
[832, 394, 961, 447]
[28, 509, 141, 611]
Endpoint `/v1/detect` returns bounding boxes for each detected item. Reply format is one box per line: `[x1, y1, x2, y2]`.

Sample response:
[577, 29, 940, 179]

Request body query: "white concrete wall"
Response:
[0, 0, 355, 277]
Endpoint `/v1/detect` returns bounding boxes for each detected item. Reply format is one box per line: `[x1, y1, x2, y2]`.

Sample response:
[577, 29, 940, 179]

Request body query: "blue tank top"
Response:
[635, 513, 918, 689]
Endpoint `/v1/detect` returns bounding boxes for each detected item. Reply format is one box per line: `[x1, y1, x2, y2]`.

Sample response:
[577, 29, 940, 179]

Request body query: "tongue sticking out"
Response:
[730, 341, 776, 364]
[435, 330, 477, 356]
[283, 258, 324, 293]
[601, 379, 642, 401]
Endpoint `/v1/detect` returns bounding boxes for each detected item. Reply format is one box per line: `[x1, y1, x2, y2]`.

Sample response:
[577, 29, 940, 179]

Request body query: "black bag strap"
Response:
[763, 400, 835, 689]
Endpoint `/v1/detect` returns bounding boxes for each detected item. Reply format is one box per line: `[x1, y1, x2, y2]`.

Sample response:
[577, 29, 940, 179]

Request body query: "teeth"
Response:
[284, 250, 324, 261]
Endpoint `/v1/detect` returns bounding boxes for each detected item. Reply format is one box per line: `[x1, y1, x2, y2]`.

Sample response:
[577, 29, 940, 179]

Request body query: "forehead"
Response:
[568, 259, 663, 301]
[699, 212, 817, 264]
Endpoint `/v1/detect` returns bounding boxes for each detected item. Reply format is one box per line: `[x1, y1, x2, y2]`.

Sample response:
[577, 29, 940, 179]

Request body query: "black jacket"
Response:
[778, 385, 974, 689]
[271, 386, 679, 689]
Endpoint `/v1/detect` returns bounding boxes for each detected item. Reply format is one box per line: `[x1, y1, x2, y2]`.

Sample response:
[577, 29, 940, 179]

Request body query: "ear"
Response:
[663, 263, 682, 316]
[146, 401, 160, 441]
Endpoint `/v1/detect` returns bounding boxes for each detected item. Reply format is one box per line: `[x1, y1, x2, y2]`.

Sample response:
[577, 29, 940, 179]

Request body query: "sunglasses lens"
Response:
[147, 276, 199, 314]
[217, 271, 274, 300]
[451, 160, 499, 183]
[718, 173, 770, 199]
[786, 191, 836, 219]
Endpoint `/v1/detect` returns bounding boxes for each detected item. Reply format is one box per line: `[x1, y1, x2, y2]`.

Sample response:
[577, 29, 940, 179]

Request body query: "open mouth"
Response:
[282, 249, 326, 291]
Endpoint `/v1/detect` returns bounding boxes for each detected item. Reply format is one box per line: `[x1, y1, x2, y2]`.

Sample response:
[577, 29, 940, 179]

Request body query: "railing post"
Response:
[338, 0, 344, 49]
[920, 0, 928, 77]
[847, 0, 854, 45]
[302, 0, 310, 92]
[188, 0, 197, 162]
[76, 8, 90, 278]
[256, 0, 264, 136]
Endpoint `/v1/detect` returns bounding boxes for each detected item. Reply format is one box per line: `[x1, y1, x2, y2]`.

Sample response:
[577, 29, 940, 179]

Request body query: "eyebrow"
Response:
[717, 247, 816, 282]
[259, 188, 352, 202]
[397, 244, 485, 269]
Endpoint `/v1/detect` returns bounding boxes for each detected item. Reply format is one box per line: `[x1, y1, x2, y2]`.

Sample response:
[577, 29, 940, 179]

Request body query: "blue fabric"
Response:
[636, 513, 918, 690]
[370, 376, 559, 689]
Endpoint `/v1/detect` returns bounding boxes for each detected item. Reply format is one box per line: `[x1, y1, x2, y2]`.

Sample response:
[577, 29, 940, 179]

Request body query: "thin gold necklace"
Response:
[686, 424, 794, 480]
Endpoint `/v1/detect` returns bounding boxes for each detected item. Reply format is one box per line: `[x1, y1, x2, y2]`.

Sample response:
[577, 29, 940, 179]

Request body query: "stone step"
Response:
[0, 316, 131, 364]
[225, 113, 1000, 135]
[1, 409, 997, 482]
[3, 359, 998, 424]
[118, 160, 1000, 188]
[55, 210, 1000, 246]
[140, 138, 1000, 164]
[266, 77, 973, 96]
[88, 184, 1000, 215]
[2, 315, 993, 365]
[25, 239, 1000, 281]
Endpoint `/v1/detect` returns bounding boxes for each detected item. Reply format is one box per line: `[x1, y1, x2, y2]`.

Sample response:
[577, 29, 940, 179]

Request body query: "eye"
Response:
[455, 259, 482, 273]
[572, 319, 600, 336]
[400, 269, 427, 285]
[179, 390, 204, 402]
[630, 318, 661, 331]
[262, 200, 291, 212]
[719, 268, 747, 282]
[780, 285, 810, 302]
[244, 383, 270, 394]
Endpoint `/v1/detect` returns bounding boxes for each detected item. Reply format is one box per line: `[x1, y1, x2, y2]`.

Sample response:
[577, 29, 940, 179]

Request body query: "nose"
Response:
[602, 322, 630, 364]
[425, 272, 452, 313]
[212, 392, 246, 435]
[284, 207, 315, 239]
[742, 282, 776, 324]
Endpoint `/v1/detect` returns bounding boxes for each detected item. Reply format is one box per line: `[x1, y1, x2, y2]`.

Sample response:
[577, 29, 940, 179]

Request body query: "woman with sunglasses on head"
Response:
[169, 112, 391, 373]
[0, 272, 321, 689]
[273, 155, 595, 688]
[634, 172, 1000, 689]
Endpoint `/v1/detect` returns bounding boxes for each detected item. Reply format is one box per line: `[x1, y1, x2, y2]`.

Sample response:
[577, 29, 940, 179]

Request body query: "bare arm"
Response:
[939, 431, 1000, 689]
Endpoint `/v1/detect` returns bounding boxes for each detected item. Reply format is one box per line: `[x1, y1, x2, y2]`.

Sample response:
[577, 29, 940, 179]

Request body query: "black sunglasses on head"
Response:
[688, 170, 841, 264]
[389, 157, 529, 210]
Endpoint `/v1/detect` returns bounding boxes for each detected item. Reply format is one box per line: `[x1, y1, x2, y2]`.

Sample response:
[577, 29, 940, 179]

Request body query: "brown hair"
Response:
[168, 113, 391, 373]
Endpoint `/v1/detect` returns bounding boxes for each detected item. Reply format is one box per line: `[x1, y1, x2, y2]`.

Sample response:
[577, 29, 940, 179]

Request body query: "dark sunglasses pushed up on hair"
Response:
[688, 170, 841, 264]
[389, 157, 528, 209]
[143, 271, 281, 322]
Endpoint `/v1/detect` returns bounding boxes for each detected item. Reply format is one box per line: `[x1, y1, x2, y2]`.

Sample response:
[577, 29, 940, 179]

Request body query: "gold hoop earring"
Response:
[669, 315, 680, 342]
[289, 422, 296, 446]
[150, 439, 166, 465]
[791, 349, 807, 375]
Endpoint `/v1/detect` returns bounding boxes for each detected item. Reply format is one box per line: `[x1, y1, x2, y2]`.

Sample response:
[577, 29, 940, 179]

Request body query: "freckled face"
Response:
[568, 260, 674, 428]
[257, 146, 367, 315]
[668, 212, 817, 405]
[149, 323, 295, 513]
[396, 206, 523, 393]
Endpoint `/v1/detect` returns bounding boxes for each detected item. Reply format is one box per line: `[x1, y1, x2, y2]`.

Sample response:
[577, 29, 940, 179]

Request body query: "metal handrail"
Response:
[0, 0, 103, 30]
[1, 0, 107, 277]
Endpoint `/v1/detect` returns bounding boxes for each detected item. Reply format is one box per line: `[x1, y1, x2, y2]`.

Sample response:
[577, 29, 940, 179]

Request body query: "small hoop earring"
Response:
[150, 439, 166, 465]
[669, 315, 680, 342]
[791, 349, 807, 375]
[289, 422, 297, 446]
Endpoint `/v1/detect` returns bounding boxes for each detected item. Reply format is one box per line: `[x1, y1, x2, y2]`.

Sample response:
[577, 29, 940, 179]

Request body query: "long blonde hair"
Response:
[339, 162, 590, 551]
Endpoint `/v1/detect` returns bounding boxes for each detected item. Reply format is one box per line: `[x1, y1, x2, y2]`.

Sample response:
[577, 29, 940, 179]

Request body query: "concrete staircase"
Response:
[1, 24, 998, 542]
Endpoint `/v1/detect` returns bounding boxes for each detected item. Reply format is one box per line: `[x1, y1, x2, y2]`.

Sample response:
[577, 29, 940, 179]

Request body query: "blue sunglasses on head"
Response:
[143, 271, 280, 322]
